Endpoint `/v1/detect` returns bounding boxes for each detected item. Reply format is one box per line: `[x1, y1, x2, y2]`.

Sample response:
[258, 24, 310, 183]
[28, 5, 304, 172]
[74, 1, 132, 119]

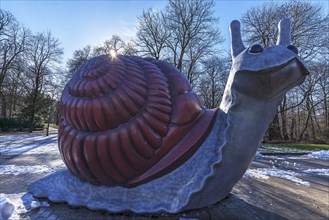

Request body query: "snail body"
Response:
[29, 19, 309, 213]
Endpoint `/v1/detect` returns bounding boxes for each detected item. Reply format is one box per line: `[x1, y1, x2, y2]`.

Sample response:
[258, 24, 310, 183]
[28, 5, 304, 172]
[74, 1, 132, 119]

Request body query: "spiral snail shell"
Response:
[59, 55, 217, 187]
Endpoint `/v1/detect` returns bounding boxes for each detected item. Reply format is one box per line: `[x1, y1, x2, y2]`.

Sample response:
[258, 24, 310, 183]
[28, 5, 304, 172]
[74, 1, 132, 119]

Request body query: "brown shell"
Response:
[58, 55, 217, 187]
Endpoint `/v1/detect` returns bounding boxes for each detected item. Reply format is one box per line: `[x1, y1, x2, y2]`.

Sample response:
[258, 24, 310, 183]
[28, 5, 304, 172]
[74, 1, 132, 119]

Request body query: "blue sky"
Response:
[1, 0, 328, 64]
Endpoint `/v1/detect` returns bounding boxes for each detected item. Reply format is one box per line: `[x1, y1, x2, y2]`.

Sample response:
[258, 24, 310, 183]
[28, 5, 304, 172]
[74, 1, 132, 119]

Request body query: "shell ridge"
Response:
[64, 97, 75, 128]
[125, 81, 147, 97]
[148, 103, 172, 115]
[77, 80, 87, 97]
[96, 78, 110, 95]
[120, 129, 149, 172]
[135, 117, 160, 151]
[58, 125, 71, 169]
[136, 117, 162, 149]
[90, 80, 102, 97]
[84, 135, 111, 185]
[117, 88, 140, 116]
[109, 133, 138, 180]
[77, 134, 100, 184]
[121, 84, 145, 108]
[101, 96, 120, 129]
[129, 122, 155, 160]
[98, 135, 125, 184]
[92, 99, 109, 131]
[65, 130, 85, 180]
[76, 98, 89, 131]
[103, 74, 117, 90]
[70, 98, 84, 130]
[111, 95, 131, 124]
[142, 111, 168, 137]
[146, 107, 171, 124]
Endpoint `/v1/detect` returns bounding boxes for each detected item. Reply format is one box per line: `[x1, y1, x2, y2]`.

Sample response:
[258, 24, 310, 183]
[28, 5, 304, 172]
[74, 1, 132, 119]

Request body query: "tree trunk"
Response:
[28, 91, 38, 133]
[279, 97, 289, 141]
[0, 91, 7, 118]
[290, 117, 296, 142]
[268, 113, 282, 141]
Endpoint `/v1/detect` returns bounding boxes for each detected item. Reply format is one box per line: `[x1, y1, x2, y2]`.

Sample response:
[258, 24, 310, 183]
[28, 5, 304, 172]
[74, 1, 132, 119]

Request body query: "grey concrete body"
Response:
[29, 18, 309, 213]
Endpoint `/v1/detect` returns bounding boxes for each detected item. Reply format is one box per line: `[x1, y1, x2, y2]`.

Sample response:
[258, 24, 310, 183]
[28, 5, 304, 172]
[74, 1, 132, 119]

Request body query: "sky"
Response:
[1, 0, 328, 64]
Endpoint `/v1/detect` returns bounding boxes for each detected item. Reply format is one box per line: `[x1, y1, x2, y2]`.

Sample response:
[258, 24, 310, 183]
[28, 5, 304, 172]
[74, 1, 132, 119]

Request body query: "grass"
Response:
[259, 143, 329, 153]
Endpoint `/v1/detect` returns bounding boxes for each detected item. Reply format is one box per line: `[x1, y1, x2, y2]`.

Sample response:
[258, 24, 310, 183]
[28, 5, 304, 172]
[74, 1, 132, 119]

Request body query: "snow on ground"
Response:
[303, 168, 329, 176]
[247, 150, 329, 186]
[304, 150, 329, 159]
[0, 134, 59, 219]
[0, 134, 58, 155]
[0, 165, 62, 175]
[244, 168, 310, 186]
[0, 193, 48, 220]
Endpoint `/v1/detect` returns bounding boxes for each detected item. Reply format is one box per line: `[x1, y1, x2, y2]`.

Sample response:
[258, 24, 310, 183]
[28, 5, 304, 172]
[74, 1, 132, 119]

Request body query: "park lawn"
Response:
[259, 143, 329, 153]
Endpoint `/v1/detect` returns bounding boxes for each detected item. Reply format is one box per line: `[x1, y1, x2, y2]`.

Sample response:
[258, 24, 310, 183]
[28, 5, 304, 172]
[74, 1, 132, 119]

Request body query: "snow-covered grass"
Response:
[0, 134, 58, 155]
[244, 168, 310, 186]
[303, 169, 329, 176]
[304, 150, 329, 159]
[0, 134, 61, 219]
[0, 165, 61, 175]
[247, 150, 329, 186]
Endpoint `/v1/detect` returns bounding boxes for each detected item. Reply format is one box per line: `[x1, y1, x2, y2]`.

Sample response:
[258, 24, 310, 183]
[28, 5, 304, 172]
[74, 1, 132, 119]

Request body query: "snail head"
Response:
[229, 18, 309, 100]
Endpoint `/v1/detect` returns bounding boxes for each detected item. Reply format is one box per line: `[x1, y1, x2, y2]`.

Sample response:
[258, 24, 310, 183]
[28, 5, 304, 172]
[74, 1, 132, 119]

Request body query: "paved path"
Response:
[0, 134, 328, 219]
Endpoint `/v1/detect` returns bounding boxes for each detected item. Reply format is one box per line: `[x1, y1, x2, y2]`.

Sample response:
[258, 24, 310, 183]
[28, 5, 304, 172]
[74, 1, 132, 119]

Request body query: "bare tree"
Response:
[164, 0, 224, 84]
[66, 45, 92, 78]
[24, 31, 63, 132]
[122, 40, 138, 56]
[94, 35, 134, 56]
[0, 10, 29, 118]
[94, 35, 123, 55]
[136, 9, 168, 59]
[197, 55, 230, 108]
[135, 0, 224, 85]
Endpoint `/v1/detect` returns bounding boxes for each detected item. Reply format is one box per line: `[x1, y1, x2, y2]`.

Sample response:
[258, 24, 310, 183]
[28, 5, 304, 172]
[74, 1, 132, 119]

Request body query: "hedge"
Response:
[0, 117, 44, 132]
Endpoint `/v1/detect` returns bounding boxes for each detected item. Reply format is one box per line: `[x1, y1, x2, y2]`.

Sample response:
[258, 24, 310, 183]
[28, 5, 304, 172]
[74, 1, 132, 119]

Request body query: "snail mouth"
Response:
[241, 57, 309, 76]
[234, 58, 308, 100]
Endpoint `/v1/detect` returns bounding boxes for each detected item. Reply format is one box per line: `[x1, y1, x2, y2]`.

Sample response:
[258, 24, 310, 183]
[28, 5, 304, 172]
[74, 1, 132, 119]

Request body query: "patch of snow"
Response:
[0, 193, 47, 220]
[0, 165, 60, 175]
[244, 169, 270, 180]
[0, 134, 59, 155]
[0, 135, 39, 143]
[302, 169, 329, 176]
[244, 168, 310, 186]
[304, 150, 329, 159]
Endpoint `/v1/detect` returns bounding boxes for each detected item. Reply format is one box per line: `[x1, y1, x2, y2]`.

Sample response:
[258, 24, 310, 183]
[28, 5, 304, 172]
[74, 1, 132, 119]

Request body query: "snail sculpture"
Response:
[29, 19, 309, 213]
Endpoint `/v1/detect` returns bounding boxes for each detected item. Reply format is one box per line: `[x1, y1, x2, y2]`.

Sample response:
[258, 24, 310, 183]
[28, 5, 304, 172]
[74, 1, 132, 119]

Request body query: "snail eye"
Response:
[287, 45, 298, 54]
[249, 44, 264, 54]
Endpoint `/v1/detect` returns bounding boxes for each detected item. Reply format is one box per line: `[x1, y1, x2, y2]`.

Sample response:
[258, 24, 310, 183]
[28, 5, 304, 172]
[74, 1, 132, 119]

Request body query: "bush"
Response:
[318, 128, 329, 144]
[0, 117, 44, 132]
